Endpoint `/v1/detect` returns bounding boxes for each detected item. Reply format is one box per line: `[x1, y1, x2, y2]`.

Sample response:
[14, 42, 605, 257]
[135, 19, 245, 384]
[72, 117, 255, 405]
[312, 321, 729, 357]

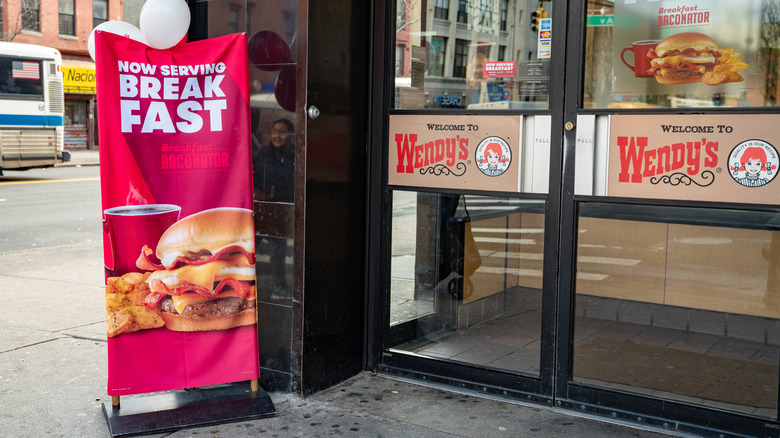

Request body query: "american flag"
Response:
[12, 61, 39, 80]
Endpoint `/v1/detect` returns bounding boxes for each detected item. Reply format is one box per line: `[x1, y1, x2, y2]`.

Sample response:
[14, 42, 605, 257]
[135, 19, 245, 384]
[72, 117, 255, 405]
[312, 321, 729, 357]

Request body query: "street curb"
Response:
[55, 162, 100, 167]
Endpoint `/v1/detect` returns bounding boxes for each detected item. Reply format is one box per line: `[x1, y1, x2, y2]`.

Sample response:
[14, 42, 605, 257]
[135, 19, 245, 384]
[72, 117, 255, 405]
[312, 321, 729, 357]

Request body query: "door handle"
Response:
[308, 105, 320, 120]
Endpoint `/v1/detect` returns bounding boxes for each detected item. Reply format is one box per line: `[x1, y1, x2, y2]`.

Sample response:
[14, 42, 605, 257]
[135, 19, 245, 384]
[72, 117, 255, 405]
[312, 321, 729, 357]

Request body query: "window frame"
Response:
[92, 0, 108, 29]
[21, 0, 41, 32]
[434, 0, 449, 20]
[453, 38, 469, 78]
[59, 0, 76, 36]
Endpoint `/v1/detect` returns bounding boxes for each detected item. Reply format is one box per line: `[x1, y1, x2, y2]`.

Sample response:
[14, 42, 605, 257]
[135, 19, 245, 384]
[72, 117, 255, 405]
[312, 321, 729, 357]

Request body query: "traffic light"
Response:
[530, 7, 547, 32]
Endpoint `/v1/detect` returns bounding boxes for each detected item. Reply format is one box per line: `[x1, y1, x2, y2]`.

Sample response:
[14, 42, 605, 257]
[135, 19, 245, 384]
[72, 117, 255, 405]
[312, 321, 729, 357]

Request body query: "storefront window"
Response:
[203, 0, 298, 385]
[394, 0, 552, 110]
[573, 203, 780, 419]
[389, 191, 545, 376]
[206, 0, 298, 204]
[584, 0, 780, 108]
[64, 100, 87, 125]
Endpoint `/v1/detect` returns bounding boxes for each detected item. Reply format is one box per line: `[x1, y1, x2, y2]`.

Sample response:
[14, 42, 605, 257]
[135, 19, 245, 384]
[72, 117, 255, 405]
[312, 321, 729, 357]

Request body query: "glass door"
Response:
[380, 0, 565, 402]
[558, 1, 780, 436]
[380, 0, 780, 435]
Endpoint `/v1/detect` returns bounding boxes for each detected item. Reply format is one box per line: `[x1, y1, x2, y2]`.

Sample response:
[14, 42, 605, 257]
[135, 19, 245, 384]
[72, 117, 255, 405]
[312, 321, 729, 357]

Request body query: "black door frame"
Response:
[368, 0, 571, 407]
[552, 2, 780, 437]
[367, 1, 780, 437]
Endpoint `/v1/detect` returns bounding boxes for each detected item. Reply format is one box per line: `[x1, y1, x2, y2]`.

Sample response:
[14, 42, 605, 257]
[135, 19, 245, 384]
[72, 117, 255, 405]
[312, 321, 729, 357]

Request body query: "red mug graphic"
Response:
[103, 204, 181, 277]
[621, 40, 660, 78]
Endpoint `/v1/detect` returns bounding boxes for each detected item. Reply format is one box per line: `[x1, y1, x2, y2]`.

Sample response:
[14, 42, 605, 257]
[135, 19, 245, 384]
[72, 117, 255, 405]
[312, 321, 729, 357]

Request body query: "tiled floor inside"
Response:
[393, 294, 780, 419]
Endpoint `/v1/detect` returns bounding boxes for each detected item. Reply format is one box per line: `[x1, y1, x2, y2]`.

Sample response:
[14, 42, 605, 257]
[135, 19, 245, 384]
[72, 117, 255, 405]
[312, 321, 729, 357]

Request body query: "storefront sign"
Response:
[613, 0, 760, 95]
[388, 115, 521, 192]
[587, 15, 614, 27]
[435, 94, 463, 107]
[608, 114, 780, 205]
[63, 60, 96, 94]
[96, 32, 259, 396]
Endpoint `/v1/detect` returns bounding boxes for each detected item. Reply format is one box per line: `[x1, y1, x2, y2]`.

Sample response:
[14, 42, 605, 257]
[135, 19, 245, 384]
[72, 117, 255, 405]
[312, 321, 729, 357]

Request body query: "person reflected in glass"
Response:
[253, 118, 295, 299]
[254, 118, 295, 202]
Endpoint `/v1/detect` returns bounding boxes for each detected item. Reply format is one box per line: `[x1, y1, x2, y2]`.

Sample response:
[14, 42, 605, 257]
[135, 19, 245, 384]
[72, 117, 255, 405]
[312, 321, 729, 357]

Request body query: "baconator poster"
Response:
[96, 31, 259, 396]
[613, 0, 760, 95]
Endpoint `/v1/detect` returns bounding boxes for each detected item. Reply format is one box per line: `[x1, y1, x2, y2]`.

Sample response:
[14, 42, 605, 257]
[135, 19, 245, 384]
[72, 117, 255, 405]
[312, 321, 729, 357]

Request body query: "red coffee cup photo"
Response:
[621, 40, 660, 78]
[103, 204, 181, 277]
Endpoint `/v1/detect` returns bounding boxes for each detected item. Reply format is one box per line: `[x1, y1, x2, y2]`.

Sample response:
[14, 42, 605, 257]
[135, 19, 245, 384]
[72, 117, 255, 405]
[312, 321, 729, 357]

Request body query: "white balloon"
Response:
[88, 21, 148, 61]
[140, 0, 191, 50]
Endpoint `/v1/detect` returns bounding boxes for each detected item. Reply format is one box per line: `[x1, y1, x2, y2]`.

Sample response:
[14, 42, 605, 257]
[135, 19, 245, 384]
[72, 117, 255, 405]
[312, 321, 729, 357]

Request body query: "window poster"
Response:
[388, 115, 522, 192]
[613, 0, 761, 96]
[608, 114, 780, 205]
[96, 32, 260, 396]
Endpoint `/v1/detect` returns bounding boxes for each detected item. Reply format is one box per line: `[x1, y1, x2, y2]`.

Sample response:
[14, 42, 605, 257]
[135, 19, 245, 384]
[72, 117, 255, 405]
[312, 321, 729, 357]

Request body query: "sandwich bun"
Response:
[156, 207, 255, 268]
[160, 307, 257, 332]
[654, 32, 718, 56]
[654, 75, 705, 85]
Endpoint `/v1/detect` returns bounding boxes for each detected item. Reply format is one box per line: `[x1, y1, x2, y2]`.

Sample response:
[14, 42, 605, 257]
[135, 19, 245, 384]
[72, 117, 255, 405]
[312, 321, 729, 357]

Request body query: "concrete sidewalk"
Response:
[56, 149, 101, 167]
[0, 219, 682, 436]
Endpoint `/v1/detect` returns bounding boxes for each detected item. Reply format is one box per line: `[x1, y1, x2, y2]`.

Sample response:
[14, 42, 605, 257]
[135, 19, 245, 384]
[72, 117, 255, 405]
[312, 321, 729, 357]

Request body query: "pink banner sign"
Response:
[96, 32, 259, 396]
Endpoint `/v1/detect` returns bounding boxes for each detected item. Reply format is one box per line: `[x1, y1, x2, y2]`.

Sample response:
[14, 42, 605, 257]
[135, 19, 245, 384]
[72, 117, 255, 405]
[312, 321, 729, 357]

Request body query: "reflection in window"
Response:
[434, 0, 449, 20]
[396, 45, 406, 76]
[229, 7, 240, 33]
[500, 0, 509, 31]
[429, 36, 447, 77]
[453, 39, 469, 78]
[457, 0, 469, 24]
[394, 0, 551, 110]
[208, 0, 298, 203]
[389, 191, 545, 376]
[22, 0, 40, 32]
[573, 205, 780, 418]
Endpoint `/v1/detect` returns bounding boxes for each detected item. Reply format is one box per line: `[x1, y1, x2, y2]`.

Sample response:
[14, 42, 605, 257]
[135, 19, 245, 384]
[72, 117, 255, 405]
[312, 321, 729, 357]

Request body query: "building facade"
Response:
[131, 0, 780, 436]
[1, 0, 125, 149]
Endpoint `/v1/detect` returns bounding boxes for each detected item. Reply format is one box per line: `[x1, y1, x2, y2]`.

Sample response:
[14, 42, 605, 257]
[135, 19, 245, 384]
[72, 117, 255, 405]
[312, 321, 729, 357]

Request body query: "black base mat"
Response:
[102, 383, 276, 437]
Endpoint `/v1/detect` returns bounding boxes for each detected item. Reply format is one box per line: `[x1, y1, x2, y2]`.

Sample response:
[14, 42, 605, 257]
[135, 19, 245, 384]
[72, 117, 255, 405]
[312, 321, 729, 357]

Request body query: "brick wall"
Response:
[64, 124, 88, 150]
[2, 0, 123, 59]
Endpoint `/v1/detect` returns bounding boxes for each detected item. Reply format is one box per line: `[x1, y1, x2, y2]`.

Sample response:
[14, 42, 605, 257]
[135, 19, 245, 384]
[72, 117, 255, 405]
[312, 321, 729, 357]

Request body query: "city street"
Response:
[0, 166, 102, 253]
[0, 161, 674, 438]
[0, 163, 112, 436]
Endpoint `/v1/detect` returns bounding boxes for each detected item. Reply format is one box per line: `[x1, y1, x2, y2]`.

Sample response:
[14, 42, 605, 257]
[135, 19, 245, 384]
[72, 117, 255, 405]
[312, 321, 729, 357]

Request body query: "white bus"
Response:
[0, 41, 68, 174]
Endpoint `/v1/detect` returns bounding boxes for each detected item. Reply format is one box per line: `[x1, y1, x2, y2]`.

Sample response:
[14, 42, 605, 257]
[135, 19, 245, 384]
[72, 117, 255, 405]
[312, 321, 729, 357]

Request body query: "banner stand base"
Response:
[102, 381, 276, 437]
